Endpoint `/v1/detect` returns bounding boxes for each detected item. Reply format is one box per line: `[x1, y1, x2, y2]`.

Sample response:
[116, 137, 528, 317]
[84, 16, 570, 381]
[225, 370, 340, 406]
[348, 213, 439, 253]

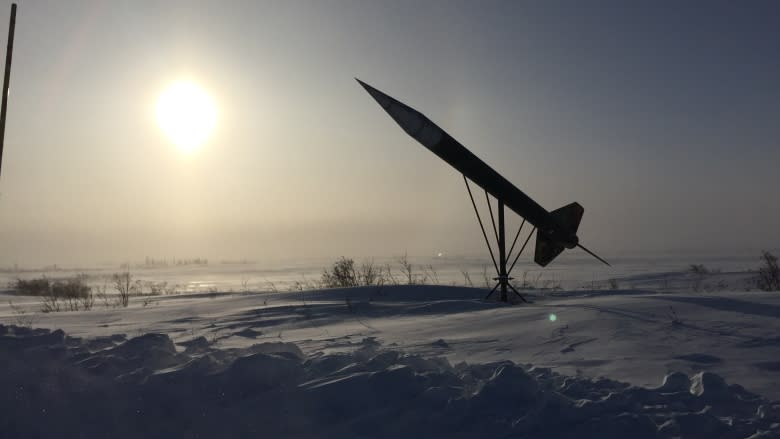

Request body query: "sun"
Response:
[156, 80, 217, 152]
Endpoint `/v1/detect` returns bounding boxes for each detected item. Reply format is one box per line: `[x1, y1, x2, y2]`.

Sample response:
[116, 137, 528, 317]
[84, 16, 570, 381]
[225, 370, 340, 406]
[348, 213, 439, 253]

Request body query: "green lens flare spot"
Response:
[548, 313, 557, 322]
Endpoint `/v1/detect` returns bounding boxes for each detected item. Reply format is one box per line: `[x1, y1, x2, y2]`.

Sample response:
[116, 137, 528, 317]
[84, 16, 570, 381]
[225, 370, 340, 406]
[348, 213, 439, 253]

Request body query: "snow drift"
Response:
[2, 324, 779, 439]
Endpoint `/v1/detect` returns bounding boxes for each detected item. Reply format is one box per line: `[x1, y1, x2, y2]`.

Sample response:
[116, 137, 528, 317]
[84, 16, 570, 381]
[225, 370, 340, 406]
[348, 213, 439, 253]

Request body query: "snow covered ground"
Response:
[2, 269, 779, 438]
[0, 250, 763, 293]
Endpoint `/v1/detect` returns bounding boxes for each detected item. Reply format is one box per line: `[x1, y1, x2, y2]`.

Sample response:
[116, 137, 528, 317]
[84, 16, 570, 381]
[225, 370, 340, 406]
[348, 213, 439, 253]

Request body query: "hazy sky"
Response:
[0, 0, 778, 266]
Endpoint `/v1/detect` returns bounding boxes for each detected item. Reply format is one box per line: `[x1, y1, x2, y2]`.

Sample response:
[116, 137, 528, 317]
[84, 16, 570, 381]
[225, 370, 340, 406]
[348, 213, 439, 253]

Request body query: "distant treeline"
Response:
[218, 259, 258, 265]
[122, 257, 210, 269]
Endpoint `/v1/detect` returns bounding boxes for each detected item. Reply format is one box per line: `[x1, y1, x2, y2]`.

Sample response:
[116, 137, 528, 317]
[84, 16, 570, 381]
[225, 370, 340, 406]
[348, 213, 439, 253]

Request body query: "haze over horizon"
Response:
[0, 1, 778, 267]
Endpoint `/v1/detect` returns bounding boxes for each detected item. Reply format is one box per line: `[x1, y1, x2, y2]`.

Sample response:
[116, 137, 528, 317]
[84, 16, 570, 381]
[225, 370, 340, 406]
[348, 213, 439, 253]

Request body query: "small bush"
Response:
[8, 301, 36, 327]
[398, 254, 416, 285]
[322, 257, 359, 288]
[689, 264, 709, 275]
[112, 271, 137, 307]
[94, 282, 113, 308]
[359, 260, 384, 286]
[30, 274, 94, 313]
[322, 258, 389, 288]
[51, 275, 91, 299]
[13, 277, 51, 296]
[757, 251, 780, 291]
[422, 265, 440, 285]
[461, 270, 473, 287]
[147, 281, 168, 296]
[689, 264, 709, 292]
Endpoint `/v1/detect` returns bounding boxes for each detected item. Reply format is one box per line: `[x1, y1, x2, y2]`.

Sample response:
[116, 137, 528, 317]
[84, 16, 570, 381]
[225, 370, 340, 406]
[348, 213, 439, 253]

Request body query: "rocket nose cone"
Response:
[356, 78, 442, 148]
[355, 78, 392, 109]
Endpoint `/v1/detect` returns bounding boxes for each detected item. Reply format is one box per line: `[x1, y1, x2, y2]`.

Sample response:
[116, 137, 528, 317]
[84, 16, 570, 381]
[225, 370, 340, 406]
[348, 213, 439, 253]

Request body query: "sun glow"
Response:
[156, 80, 217, 152]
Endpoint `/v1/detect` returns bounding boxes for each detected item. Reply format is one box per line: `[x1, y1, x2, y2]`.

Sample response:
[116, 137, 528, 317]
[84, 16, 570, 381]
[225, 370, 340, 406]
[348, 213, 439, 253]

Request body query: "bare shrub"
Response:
[301, 275, 321, 290]
[482, 265, 491, 288]
[758, 250, 780, 291]
[321, 258, 394, 288]
[398, 254, 416, 285]
[264, 279, 278, 293]
[383, 264, 399, 285]
[94, 282, 113, 308]
[515, 271, 543, 290]
[322, 257, 359, 288]
[8, 301, 36, 328]
[422, 265, 440, 285]
[80, 292, 95, 310]
[112, 271, 136, 307]
[13, 277, 51, 296]
[542, 276, 562, 290]
[359, 260, 384, 286]
[461, 270, 473, 287]
[608, 278, 619, 290]
[689, 264, 709, 275]
[56, 275, 90, 297]
[64, 296, 80, 312]
[147, 281, 168, 296]
[29, 274, 93, 313]
[689, 264, 709, 292]
[40, 294, 61, 313]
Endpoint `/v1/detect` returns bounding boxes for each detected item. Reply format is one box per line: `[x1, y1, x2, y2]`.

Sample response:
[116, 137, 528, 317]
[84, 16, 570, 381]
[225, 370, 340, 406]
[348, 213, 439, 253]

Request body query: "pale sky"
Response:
[0, 0, 778, 266]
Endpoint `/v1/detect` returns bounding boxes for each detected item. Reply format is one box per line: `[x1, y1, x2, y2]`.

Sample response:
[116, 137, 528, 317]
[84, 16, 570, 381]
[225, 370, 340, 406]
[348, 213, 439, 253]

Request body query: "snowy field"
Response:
[0, 251, 764, 294]
[2, 263, 780, 438]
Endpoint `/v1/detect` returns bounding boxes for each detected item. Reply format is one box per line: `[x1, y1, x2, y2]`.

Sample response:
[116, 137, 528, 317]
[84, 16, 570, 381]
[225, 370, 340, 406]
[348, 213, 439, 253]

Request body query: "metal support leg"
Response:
[464, 176, 498, 275]
[488, 201, 514, 303]
[465, 181, 531, 305]
[498, 200, 508, 302]
[508, 282, 528, 303]
[484, 282, 500, 301]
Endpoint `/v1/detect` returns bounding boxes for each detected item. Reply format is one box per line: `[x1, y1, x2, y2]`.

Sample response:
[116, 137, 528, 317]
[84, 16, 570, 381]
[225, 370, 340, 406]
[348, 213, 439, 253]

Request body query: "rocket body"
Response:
[357, 79, 577, 249]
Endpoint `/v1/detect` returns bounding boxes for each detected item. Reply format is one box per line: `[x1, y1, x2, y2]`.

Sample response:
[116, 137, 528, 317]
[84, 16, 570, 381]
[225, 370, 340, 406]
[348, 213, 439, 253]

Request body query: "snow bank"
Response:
[2, 324, 779, 439]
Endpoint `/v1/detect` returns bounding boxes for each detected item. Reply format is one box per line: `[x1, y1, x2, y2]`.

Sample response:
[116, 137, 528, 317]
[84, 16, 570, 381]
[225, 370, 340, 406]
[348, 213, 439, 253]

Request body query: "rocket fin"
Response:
[534, 234, 564, 267]
[534, 202, 583, 266]
[550, 202, 584, 235]
[534, 231, 565, 267]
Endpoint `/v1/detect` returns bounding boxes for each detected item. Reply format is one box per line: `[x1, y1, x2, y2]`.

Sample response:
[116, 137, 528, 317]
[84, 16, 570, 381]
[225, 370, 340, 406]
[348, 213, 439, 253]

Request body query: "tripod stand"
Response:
[464, 175, 533, 303]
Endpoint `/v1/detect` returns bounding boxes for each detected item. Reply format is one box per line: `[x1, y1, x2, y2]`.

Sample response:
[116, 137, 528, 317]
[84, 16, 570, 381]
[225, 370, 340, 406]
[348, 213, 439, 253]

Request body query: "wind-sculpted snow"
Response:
[2, 325, 779, 439]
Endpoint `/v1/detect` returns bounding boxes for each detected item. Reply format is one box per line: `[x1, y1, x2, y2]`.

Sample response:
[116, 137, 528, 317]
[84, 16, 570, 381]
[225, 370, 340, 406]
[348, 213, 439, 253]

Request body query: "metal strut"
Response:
[0, 3, 17, 178]
[508, 226, 535, 275]
[505, 218, 525, 265]
[485, 189, 500, 247]
[464, 176, 499, 275]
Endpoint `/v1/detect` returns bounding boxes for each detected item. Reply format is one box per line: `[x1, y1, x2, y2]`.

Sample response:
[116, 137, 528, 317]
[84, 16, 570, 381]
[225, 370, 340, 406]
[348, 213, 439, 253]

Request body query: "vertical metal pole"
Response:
[0, 3, 17, 178]
[498, 200, 508, 302]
